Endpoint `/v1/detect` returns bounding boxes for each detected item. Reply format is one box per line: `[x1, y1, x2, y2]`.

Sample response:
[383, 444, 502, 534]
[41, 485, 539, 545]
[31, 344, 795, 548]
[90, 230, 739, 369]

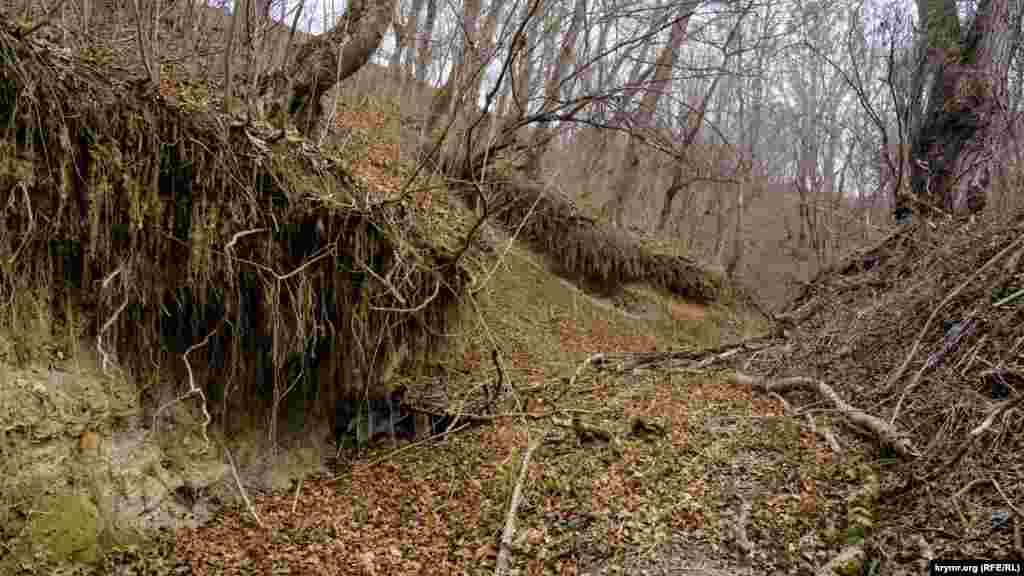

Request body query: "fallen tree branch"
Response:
[609, 333, 782, 373]
[805, 413, 843, 454]
[495, 433, 543, 576]
[355, 422, 473, 470]
[816, 546, 865, 576]
[731, 371, 918, 458]
[570, 353, 606, 388]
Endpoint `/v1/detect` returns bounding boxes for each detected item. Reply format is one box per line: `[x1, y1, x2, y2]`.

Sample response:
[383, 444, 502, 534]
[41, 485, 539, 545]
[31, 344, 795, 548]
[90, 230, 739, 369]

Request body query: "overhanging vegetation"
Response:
[0, 22, 471, 432]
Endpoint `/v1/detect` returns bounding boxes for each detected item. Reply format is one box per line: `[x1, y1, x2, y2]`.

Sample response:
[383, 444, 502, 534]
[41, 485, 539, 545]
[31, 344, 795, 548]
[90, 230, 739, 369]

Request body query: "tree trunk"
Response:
[905, 0, 1013, 218]
[262, 0, 397, 135]
[423, 0, 482, 137]
[523, 0, 586, 177]
[401, 0, 426, 76]
[656, 9, 744, 233]
[415, 0, 437, 83]
[605, 8, 694, 228]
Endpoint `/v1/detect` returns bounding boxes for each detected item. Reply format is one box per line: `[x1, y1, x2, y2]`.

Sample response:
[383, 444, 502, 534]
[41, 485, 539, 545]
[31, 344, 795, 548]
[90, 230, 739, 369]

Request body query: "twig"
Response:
[954, 478, 992, 500]
[474, 182, 547, 293]
[486, 348, 507, 411]
[617, 333, 781, 372]
[224, 227, 269, 253]
[890, 317, 975, 425]
[8, 182, 33, 264]
[370, 277, 440, 312]
[570, 353, 605, 389]
[96, 264, 129, 374]
[970, 393, 1024, 437]
[815, 546, 865, 576]
[451, 181, 490, 268]
[129, 0, 158, 86]
[954, 477, 1024, 527]
[291, 477, 303, 515]
[805, 413, 843, 454]
[97, 297, 129, 375]
[550, 353, 607, 405]
[221, 442, 264, 528]
[991, 478, 1024, 521]
[495, 433, 543, 576]
[342, 422, 472, 472]
[883, 233, 1024, 392]
[691, 347, 743, 369]
[1016, 517, 1023, 558]
[891, 392, 1024, 497]
[277, 249, 332, 281]
[358, 255, 408, 305]
[994, 287, 1024, 307]
[18, 0, 69, 38]
[421, 408, 611, 423]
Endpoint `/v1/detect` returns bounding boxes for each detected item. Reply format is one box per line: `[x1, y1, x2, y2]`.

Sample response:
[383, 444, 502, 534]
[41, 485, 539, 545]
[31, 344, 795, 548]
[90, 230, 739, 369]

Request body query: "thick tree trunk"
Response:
[904, 0, 1012, 218]
[262, 0, 397, 135]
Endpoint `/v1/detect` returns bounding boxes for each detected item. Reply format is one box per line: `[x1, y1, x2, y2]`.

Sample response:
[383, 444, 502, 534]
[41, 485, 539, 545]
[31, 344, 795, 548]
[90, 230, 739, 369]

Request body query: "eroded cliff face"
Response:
[0, 340, 229, 570]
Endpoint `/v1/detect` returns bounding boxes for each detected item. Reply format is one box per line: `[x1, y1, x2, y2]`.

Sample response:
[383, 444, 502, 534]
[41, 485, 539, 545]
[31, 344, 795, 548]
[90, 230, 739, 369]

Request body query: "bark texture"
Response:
[904, 0, 1013, 217]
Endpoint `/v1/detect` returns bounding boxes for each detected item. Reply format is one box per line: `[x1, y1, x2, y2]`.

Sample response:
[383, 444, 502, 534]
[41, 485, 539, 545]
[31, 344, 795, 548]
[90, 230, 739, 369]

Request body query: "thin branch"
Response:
[221, 441, 265, 528]
[370, 276, 440, 312]
[18, 0, 70, 38]
[495, 433, 542, 576]
[883, 233, 1024, 392]
[291, 476, 303, 515]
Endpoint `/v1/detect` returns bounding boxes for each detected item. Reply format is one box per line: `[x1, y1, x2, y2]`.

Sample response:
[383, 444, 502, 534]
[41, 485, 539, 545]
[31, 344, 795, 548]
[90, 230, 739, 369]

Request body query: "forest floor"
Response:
[7, 39, 1022, 574]
[93, 244, 875, 576]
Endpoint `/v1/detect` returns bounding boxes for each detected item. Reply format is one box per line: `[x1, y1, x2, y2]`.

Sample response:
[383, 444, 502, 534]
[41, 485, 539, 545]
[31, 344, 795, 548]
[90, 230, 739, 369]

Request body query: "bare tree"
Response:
[604, 3, 698, 228]
[522, 0, 587, 177]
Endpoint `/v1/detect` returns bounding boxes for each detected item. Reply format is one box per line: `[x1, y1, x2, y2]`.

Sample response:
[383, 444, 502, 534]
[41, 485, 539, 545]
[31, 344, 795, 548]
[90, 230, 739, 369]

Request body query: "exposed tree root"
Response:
[731, 371, 919, 458]
[815, 545, 865, 576]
